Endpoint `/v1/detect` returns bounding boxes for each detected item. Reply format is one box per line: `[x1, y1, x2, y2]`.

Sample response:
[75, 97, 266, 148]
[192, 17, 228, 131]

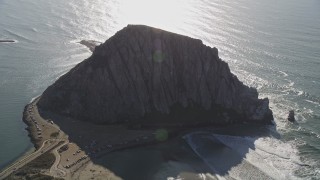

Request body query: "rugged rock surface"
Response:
[38, 25, 273, 124]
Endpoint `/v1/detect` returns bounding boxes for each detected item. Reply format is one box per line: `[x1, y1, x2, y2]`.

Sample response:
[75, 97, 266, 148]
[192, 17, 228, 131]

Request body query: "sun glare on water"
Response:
[118, 0, 191, 31]
[71, 0, 201, 41]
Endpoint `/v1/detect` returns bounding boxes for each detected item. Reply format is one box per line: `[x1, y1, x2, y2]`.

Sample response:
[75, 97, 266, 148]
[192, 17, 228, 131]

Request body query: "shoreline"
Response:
[0, 97, 68, 179]
[2, 97, 191, 179]
[22, 97, 65, 149]
[2, 96, 275, 179]
[0, 145, 35, 172]
[78, 40, 101, 52]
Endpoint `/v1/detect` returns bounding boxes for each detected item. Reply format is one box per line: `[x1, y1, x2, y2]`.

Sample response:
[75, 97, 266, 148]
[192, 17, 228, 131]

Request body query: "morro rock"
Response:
[37, 25, 273, 125]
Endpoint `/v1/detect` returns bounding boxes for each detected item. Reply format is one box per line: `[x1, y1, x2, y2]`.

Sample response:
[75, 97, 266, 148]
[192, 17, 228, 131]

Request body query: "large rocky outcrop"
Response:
[38, 25, 273, 124]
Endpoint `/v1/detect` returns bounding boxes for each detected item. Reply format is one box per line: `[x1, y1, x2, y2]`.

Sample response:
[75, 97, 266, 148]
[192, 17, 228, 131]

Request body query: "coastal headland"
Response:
[38, 25, 273, 125]
[1, 25, 274, 179]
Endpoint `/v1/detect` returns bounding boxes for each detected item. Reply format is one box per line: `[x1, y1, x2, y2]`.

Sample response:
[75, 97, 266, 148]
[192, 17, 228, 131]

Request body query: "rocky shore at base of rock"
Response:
[79, 40, 102, 52]
[38, 25, 273, 125]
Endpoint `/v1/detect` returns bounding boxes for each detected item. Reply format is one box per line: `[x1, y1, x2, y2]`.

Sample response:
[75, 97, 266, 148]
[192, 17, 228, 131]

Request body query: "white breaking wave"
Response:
[29, 95, 41, 103]
[279, 71, 289, 77]
[184, 132, 303, 180]
[305, 100, 320, 106]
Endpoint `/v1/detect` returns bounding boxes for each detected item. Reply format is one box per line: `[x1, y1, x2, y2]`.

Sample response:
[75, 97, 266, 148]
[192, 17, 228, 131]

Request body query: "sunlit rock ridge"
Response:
[38, 25, 273, 124]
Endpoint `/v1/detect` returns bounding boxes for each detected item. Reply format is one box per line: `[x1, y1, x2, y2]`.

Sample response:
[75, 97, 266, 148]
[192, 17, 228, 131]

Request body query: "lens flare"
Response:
[155, 129, 168, 141]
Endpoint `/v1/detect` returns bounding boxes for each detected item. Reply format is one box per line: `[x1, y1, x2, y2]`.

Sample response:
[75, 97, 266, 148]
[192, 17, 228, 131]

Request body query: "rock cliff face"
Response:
[38, 25, 273, 124]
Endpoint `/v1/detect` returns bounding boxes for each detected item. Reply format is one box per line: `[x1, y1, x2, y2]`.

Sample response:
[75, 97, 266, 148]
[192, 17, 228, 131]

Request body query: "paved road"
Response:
[50, 141, 68, 178]
[0, 139, 65, 179]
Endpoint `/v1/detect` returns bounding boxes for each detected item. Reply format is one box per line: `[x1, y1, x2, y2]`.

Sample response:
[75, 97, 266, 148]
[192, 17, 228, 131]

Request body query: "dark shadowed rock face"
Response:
[38, 25, 273, 124]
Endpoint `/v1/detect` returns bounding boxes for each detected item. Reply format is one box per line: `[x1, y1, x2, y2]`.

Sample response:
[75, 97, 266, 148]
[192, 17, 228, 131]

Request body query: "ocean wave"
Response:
[305, 100, 320, 106]
[184, 132, 303, 180]
[279, 71, 289, 77]
[3, 29, 34, 43]
[29, 95, 41, 103]
[297, 127, 320, 141]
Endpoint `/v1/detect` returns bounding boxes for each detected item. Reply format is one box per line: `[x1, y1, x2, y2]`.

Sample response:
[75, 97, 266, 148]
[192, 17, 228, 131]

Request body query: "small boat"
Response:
[288, 110, 295, 122]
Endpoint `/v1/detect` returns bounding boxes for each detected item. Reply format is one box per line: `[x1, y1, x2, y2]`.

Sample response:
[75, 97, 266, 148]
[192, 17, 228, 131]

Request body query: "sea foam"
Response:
[184, 132, 303, 180]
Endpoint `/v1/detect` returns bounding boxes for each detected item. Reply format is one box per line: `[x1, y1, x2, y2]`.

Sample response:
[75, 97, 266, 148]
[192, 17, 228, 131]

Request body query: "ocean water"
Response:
[0, 0, 319, 179]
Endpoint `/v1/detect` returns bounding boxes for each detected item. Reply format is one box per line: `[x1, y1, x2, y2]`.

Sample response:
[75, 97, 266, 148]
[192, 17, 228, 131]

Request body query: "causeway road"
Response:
[0, 139, 65, 179]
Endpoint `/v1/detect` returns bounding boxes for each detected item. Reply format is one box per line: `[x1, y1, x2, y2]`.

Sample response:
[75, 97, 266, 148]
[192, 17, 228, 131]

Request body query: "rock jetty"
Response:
[79, 40, 102, 52]
[0, 39, 15, 43]
[37, 25, 273, 125]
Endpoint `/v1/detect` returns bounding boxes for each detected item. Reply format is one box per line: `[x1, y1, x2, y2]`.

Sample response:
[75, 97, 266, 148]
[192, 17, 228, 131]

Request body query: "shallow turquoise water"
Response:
[0, 0, 319, 178]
